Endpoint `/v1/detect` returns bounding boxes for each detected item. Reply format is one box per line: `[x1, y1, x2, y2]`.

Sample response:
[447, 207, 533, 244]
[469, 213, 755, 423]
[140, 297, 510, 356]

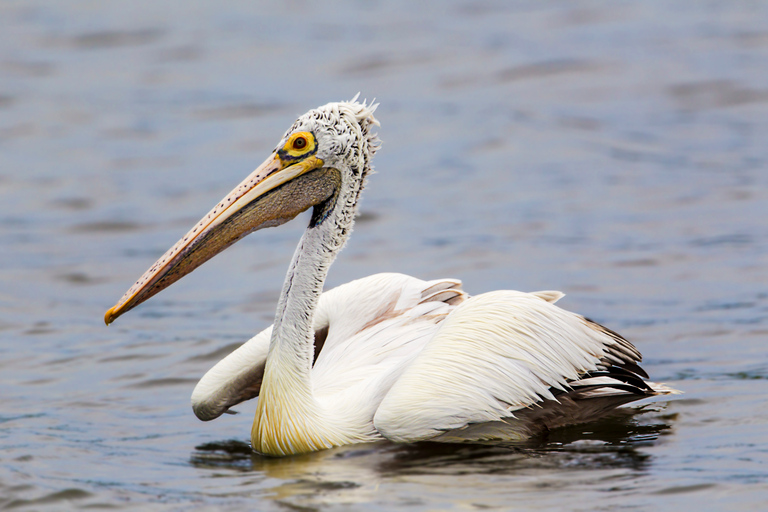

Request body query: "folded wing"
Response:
[373, 290, 671, 443]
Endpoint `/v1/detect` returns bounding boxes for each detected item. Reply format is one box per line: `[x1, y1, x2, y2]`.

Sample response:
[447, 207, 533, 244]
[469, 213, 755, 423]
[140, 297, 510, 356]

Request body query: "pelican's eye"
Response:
[280, 131, 317, 160]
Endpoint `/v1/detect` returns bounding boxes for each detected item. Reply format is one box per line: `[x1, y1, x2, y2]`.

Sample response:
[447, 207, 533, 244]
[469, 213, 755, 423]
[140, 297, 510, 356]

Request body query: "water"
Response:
[2, 1, 768, 509]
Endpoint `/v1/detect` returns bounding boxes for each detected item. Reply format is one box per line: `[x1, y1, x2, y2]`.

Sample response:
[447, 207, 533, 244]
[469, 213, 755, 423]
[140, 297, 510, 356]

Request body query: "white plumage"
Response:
[106, 99, 678, 457]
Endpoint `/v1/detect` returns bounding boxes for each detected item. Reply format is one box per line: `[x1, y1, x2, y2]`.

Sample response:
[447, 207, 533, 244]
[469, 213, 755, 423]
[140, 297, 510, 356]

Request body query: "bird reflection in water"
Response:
[190, 406, 676, 475]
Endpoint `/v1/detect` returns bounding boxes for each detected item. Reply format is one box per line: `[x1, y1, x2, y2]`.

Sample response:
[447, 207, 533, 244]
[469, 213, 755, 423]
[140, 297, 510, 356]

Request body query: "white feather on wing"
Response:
[373, 291, 641, 443]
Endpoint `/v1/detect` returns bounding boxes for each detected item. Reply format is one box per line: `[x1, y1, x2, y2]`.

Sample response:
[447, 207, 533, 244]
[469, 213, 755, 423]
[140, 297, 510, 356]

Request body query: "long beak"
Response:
[105, 152, 334, 325]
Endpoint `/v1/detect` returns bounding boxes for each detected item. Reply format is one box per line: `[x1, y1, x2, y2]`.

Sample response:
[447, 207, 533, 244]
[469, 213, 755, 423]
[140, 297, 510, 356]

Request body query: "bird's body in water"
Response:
[105, 98, 679, 457]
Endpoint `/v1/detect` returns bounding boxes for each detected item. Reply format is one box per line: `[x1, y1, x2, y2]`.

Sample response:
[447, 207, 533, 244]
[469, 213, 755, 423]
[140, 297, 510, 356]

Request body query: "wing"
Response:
[308, 274, 467, 421]
[191, 324, 272, 421]
[190, 272, 465, 421]
[310, 273, 464, 390]
[373, 290, 667, 443]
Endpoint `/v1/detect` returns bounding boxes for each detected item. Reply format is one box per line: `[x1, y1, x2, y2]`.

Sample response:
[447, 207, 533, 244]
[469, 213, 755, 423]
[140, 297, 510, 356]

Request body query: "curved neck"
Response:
[268, 220, 339, 378]
[253, 164, 369, 456]
[251, 211, 351, 455]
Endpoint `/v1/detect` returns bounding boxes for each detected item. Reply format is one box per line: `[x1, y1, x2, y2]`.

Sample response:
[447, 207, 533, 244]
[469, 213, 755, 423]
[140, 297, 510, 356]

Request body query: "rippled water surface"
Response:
[2, 1, 768, 510]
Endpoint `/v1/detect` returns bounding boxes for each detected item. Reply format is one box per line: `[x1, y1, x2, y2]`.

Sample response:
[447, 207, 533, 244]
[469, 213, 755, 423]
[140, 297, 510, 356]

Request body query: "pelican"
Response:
[105, 98, 678, 457]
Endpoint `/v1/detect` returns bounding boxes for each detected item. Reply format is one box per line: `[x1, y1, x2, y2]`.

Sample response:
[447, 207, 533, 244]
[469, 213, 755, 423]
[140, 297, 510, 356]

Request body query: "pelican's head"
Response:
[105, 98, 379, 325]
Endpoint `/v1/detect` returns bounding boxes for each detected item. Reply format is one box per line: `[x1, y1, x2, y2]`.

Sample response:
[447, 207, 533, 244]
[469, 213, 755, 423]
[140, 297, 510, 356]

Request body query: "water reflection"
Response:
[190, 407, 674, 483]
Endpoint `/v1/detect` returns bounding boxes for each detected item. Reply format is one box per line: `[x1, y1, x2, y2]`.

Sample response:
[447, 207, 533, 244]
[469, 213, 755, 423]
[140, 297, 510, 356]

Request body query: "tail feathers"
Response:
[513, 380, 680, 435]
[563, 372, 682, 400]
[647, 381, 683, 396]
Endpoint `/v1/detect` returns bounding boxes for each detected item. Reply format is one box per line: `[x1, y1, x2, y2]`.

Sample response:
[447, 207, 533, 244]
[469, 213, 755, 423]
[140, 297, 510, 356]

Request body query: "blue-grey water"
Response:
[2, 1, 768, 510]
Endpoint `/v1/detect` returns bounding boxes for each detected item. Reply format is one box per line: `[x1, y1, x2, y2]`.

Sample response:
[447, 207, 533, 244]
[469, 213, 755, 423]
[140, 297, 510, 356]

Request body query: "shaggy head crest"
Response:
[281, 97, 380, 177]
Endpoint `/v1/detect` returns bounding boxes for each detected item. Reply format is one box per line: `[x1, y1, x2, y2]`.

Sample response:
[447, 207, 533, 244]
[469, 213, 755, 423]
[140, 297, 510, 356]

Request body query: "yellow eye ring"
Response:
[280, 131, 317, 160]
